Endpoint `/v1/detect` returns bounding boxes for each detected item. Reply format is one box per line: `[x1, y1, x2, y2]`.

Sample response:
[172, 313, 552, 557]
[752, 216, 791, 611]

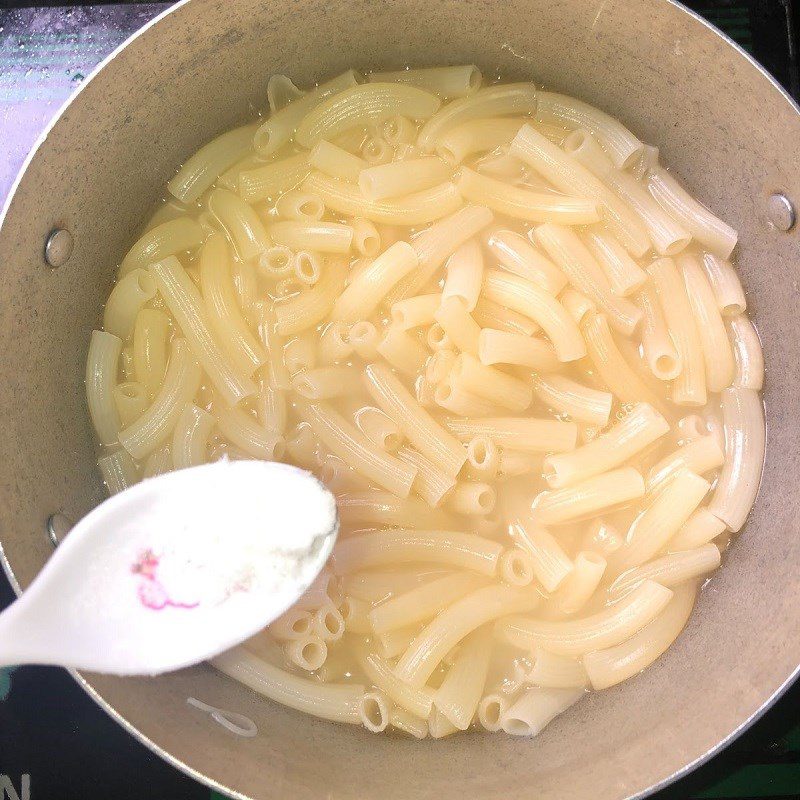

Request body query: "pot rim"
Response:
[0, 1, 797, 798]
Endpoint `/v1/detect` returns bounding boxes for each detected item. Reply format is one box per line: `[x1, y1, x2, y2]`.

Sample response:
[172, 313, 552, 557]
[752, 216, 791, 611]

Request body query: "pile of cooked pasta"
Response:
[86, 65, 765, 739]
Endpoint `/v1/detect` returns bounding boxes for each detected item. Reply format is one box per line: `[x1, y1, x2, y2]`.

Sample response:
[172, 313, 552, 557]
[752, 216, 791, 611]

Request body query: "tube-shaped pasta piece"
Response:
[533, 223, 641, 336]
[499, 548, 536, 586]
[369, 573, 484, 634]
[120, 217, 206, 278]
[531, 467, 646, 526]
[435, 118, 525, 163]
[629, 143, 660, 180]
[200, 234, 266, 374]
[475, 147, 526, 181]
[434, 298, 481, 356]
[397, 446, 457, 507]
[543, 403, 669, 488]
[212, 647, 363, 724]
[610, 544, 720, 599]
[291, 366, 361, 400]
[267, 74, 303, 113]
[302, 171, 462, 225]
[456, 168, 600, 224]
[527, 650, 589, 689]
[317, 321, 353, 365]
[562, 129, 614, 178]
[478, 693, 508, 732]
[485, 228, 567, 296]
[269, 221, 353, 254]
[274, 258, 347, 335]
[370, 65, 482, 98]
[582, 313, 666, 412]
[355, 647, 435, 719]
[511, 522, 573, 592]
[376, 326, 428, 377]
[434, 380, 497, 417]
[707, 387, 765, 531]
[275, 190, 324, 221]
[482, 270, 585, 361]
[613, 470, 711, 571]
[151, 257, 257, 405]
[668, 509, 727, 551]
[298, 401, 416, 496]
[606, 170, 691, 256]
[501, 686, 585, 736]
[559, 289, 596, 326]
[344, 568, 447, 604]
[418, 83, 538, 151]
[498, 580, 673, 656]
[678, 253, 734, 392]
[98, 448, 139, 495]
[113, 382, 148, 427]
[171, 402, 215, 469]
[133, 308, 170, 399]
[466, 435, 500, 476]
[283, 331, 316, 375]
[450, 353, 532, 411]
[332, 242, 418, 323]
[353, 407, 403, 452]
[478, 329, 560, 373]
[208, 188, 269, 261]
[382, 115, 418, 146]
[256, 70, 362, 156]
[400, 204, 493, 298]
[434, 628, 492, 729]
[119, 338, 201, 459]
[428, 708, 459, 739]
[646, 435, 724, 496]
[531, 374, 612, 426]
[295, 83, 440, 147]
[442, 240, 483, 312]
[349, 217, 380, 257]
[258, 245, 294, 278]
[648, 257, 707, 405]
[510, 124, 650, 256]
[536, 92, 643, 169]
[359, 157, 451, 201]
[348, 320, 379, 359]
[448, 481, 496, 515]
[582, 228, 647, 297]
[701, 253, 746, 316]
[167, 124, 258, 204]
[216, 406, 285, 461]
[238, 153, 310, 203]
[337, 491, 450, 530]
[103, 269, 157, 340]
[269, 608, 313, 641]
[637, 282, 681, 380]
[473, 297, 539, 336]
[581, 518, 624, 557]
[583, 581, 696, 690]
[445, 416, 577, 453]
[142, 445, 172, 478]
[364, 362, 467, 477]
[726, 314, 764, 391]
[334, 529, 502, 576]
[391, 293, 441, 329]
[648, 167, 738, 257]
[86, 330, 123, 445]
[395, 585, 539, 687]
[309, 140, 366, 182]
[554, 551, 607, 614]
[391, 707, 428, 738]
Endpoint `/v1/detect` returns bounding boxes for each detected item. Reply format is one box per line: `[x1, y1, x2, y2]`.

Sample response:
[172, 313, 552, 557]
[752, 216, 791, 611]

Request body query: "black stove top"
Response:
[0, 3, 798, 799]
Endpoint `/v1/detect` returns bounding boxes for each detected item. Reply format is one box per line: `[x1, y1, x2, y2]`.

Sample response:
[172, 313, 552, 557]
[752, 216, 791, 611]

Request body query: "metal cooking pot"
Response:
[0, 1, 798, 798]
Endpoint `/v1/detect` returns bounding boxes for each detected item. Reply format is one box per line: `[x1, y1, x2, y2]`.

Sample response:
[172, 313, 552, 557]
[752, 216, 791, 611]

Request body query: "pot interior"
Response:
[0, 1, 799, 798]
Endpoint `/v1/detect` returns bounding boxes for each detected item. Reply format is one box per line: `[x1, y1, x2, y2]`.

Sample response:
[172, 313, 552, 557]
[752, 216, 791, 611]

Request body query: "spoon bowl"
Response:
[0, 460, 337, 675]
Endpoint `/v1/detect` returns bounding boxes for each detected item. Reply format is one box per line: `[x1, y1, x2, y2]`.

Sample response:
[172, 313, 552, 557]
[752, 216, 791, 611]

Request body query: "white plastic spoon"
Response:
[0, 459, 338, 675]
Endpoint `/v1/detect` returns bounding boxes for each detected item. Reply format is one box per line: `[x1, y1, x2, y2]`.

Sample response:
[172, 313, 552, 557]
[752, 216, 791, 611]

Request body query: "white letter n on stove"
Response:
[0, 775, 30, 800]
